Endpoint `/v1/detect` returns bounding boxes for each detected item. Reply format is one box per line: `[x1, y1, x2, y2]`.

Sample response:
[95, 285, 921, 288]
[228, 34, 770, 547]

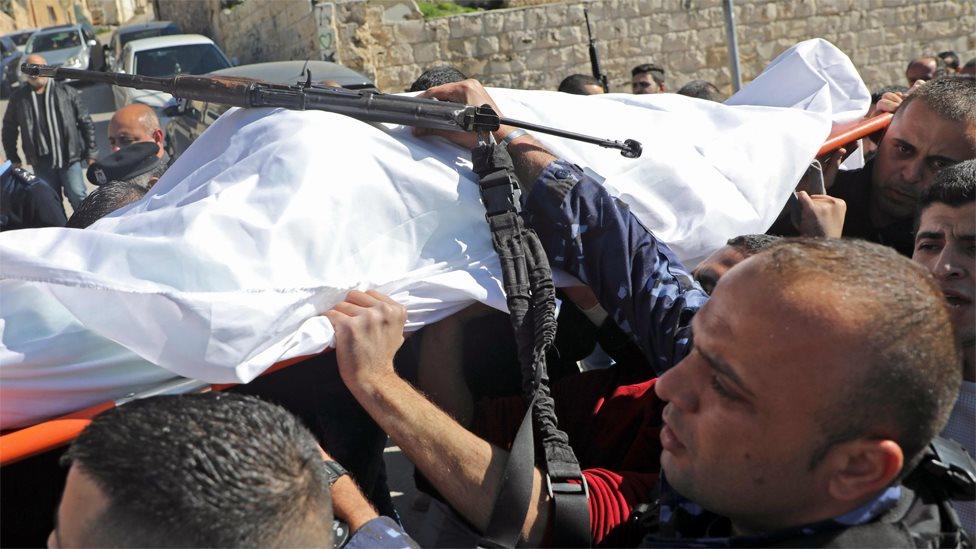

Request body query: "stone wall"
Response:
[2, 0, 79, 30]
[156, 0, 321, 66]
[158, 0, 974, 95]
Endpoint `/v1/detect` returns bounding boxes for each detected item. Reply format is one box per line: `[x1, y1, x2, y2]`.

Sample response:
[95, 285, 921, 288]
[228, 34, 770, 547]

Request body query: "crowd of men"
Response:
[2, 42, 975, 548]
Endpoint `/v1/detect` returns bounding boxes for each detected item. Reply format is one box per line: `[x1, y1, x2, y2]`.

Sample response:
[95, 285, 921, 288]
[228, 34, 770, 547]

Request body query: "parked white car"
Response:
[111, 34, 232, 111]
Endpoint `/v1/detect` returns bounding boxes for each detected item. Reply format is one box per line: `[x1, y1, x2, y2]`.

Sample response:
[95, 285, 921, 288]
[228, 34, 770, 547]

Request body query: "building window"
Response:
[47, 6, 56, 22]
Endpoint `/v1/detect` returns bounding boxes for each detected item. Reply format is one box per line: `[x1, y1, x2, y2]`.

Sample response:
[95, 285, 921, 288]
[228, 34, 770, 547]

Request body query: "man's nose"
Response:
[935, 247, 968, 281]
[654, 357, 699, 413]
[902, 159, 926, 186]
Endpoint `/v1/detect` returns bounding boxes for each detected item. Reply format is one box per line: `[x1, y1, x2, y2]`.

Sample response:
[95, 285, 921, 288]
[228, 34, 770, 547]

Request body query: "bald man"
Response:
[108, 104, 168, 164]
[905, 55, 947, 86]
[2, 54, 98, 209]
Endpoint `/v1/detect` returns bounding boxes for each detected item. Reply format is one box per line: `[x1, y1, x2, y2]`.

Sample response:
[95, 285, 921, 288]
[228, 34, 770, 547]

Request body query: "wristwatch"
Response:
[323, 460, 349, 486]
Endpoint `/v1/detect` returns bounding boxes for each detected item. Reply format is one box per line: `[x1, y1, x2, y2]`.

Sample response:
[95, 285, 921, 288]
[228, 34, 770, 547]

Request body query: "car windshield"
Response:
[11, 31, 34, 46]
[27, 30, 81, 53]
[133, 44, 230, 77]
[120, 27, 179, 48]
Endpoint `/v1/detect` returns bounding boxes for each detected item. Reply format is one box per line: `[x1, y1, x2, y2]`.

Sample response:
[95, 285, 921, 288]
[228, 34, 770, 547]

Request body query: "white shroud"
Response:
[0, 39, 869, 428]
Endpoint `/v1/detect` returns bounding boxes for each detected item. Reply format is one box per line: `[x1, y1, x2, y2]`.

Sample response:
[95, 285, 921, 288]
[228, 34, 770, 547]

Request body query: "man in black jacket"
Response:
[770, 75, 975, 256]
[2, 54, 98, 210]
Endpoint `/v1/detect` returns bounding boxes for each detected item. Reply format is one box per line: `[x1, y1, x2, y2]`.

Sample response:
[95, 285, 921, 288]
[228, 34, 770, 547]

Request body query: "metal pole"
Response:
[722, 0, 743, 92]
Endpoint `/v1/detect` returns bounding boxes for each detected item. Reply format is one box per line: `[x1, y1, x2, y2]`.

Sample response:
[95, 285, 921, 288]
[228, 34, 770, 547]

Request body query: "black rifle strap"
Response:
[472, 138, 590, 548]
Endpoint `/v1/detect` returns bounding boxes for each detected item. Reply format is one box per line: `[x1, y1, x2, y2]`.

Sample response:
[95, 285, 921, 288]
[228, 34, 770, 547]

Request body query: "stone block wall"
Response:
[156, 0, 320, 66]
[158, 0, 974, 95]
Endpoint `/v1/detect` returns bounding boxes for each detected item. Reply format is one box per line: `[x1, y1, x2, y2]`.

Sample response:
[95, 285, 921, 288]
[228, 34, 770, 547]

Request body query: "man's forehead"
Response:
[699, 258, 861, 380]
[889, 101, 976, 158]
[919, 203, 976, 234]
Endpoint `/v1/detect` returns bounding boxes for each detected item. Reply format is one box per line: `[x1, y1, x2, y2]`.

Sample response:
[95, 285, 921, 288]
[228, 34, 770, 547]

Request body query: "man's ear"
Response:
[823, 439, 903, 503]
[153, 128, 165, 145]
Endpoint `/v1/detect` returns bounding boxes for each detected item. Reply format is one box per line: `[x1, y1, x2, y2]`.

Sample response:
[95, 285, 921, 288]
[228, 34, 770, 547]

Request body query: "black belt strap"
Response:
[472, 136, 590, 548]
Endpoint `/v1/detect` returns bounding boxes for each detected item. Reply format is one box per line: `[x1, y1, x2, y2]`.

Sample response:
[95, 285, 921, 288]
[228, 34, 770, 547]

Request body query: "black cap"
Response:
[87, 142, 161, 186]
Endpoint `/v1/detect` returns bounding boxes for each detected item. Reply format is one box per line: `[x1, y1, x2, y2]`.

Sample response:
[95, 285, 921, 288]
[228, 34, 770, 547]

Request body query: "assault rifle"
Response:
[21, 63, 641, 158]
[583, 8, 610, 93]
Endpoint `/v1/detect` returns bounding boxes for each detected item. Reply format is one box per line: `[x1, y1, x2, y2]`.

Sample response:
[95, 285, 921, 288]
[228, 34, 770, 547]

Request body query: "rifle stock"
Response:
[21, 63, 641, 157]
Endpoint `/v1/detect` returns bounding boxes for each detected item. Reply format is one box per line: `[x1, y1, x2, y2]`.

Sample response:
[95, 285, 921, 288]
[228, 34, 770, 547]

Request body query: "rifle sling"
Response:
[472, 142, 590, 548]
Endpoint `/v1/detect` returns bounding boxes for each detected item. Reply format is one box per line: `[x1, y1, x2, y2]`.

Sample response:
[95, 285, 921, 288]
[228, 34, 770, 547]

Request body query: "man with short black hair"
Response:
[66, 180, 147, 229]
[692, 234, 779, 294]
[676, 80, 724, 102]
[940, 51, 961, 73]
[631, 63, 666, 94]
[912, 160, 975, 532]
[51, 393, 415, 548]
[409, 65, 467, 93]
[558, 74, 605, 95]
[772, 75, 976, 256]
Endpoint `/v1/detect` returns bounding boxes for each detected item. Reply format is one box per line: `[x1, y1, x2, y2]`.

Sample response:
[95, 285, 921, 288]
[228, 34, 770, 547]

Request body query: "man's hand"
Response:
[873, 80, 924, 115]
[12, 163, 22, 169]
[795, 191, 847, 238]
[415, 79, 518, 150]
[324, 290, 406, 392]
[820, 147, 846, 190]
[874, 91, 906, 115]
[86, 158, 96, 166]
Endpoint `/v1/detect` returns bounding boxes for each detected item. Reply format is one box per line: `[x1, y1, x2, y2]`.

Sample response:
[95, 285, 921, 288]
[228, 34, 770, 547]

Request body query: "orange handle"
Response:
[0, 352, 322, 466]
[817, 113, 893, 157]
[0, 401, 114, 465]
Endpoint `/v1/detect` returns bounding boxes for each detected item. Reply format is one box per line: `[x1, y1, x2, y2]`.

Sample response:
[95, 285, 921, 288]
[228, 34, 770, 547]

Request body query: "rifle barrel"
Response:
[22, 63, 641, 157]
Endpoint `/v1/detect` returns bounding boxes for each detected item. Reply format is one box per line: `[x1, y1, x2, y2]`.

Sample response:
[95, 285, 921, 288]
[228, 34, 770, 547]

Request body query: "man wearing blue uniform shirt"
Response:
[320, 80, 969, 547]
[0, 159, 67, 231]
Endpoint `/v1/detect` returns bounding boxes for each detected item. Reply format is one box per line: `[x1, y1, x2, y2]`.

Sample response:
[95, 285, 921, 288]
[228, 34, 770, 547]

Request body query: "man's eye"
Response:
[710, 375, 736, 401]
[915, 242, 940, 252]
[895, 144, 913, 155]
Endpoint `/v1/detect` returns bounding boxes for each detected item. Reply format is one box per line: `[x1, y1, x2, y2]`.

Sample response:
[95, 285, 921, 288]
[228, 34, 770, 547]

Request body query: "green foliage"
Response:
[417, 1, 481, 19]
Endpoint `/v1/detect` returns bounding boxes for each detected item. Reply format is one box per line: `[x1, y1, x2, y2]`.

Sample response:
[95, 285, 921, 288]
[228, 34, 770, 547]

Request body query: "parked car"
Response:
[112, 34, 232, 112]
[105, 21, 181, 72]
[3, 28, 37, 52]
[23, 24, 105, 73]
[1, 35, 24, 98]
[165, 60, 375, 160]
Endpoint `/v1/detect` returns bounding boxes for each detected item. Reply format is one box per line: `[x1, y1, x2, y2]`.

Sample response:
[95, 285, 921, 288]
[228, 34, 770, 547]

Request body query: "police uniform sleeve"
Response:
[22, 171, 67, 228]
[522, 160, 708, 374]
[345, 516, 418, 549]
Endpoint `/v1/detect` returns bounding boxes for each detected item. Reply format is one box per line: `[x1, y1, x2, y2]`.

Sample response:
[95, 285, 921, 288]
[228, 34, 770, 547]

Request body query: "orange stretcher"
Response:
[0, 113, 894, 468]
